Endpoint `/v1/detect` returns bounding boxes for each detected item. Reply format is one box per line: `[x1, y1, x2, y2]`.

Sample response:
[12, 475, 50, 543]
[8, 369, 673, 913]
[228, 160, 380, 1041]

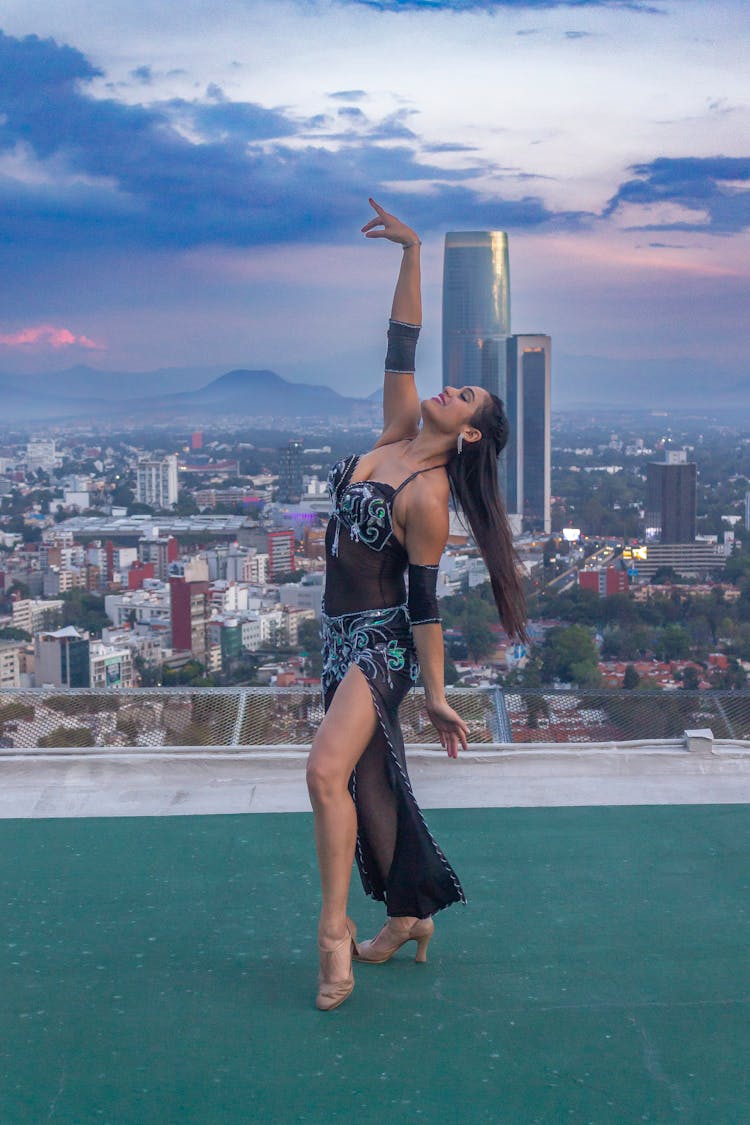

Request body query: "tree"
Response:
[623, 664, 640, 690]
[61, 590, 111, 634]
[443, 654, 460, 686]
[0, 626, 32, 642]
[651, 566, 680, 585]
[710, 659, 747, 690]
[463, 608, 495, 662]
[656, 623, 691, 661]
[542, 625, 602, 687]
[680, 665, 700, 691]
[297, 617, 323, 678]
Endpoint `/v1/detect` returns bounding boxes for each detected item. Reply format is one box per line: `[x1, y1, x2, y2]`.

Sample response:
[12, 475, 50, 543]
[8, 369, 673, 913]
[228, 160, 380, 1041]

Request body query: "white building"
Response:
[241, 616, 262, 652]
[63, 490, 91, 511]
[0, 642, 22, 689]
[25, 439, 58, 471]
[136, 455, 179, 510]
[104, 582, 171, 631]
[12, 598, 64, 634]
[209, 581, 251, 614]
[89, 642, 135, 689]
[243, 551, 269, 585]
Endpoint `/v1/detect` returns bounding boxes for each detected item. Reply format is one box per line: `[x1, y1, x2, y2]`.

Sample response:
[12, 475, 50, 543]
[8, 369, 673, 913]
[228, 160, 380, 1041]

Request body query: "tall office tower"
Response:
[136, 454, 179, 510]
[277, 440, 304, 503]
[34, 626, 90, 687]
[443, 231, 510, 397]
[506, 334, 552, 533]
[645, 450, 697, 543]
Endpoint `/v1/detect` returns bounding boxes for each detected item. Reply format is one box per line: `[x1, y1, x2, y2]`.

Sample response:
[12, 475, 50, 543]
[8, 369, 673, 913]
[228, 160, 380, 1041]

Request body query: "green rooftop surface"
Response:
[1, 806, 748, 1124]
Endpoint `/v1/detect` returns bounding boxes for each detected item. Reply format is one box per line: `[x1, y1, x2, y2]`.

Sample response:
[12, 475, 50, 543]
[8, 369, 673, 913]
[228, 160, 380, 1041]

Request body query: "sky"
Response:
[0, 0, 749, 404]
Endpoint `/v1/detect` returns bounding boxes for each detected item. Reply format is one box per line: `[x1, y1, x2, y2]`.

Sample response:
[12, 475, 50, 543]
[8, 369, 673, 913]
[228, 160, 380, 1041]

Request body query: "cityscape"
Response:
[3, 225, 750, 750]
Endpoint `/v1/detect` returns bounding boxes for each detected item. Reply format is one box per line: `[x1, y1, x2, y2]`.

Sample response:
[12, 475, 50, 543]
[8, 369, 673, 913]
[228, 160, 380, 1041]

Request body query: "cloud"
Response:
[605, 156, 750, 232]
[422, 142, 479, 153]
[0, 324, 103, 349]
[340, 0, 661, 12]
[0, 29, 566, 260]
[328, 90, 368, 101]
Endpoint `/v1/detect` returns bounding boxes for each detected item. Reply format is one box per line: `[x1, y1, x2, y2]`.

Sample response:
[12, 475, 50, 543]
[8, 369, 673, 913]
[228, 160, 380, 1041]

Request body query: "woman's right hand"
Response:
[361, 198, 420, 248]
[424, 697, 469, 759]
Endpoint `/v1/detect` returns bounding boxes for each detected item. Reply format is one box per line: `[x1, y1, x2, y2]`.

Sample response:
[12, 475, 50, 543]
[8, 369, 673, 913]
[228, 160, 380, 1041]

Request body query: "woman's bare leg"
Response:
[306, 664, 378, 957]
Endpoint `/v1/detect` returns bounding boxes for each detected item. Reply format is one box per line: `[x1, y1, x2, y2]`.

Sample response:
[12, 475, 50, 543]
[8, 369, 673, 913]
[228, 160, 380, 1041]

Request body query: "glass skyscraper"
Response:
[442, 231, 551, 533]
[442, 231, 510, 399]
[506, 334, 552, 533]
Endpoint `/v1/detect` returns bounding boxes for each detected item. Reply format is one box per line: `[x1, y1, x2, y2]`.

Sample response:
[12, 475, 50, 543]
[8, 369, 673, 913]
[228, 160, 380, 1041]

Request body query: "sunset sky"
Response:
[1, 0, 748, 402]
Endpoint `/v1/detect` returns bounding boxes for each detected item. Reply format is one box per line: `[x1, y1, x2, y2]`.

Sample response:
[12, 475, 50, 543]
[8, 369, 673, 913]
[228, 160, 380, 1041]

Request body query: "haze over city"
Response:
[1, 0, 748, 408]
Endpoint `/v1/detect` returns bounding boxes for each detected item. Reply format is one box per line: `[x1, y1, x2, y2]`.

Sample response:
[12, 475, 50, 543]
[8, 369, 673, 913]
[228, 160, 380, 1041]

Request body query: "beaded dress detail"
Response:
[321, 454, 465, 918]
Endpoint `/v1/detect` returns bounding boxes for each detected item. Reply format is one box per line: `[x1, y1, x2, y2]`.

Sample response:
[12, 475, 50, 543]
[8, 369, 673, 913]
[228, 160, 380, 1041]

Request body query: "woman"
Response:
[307, 198, 527, 1011]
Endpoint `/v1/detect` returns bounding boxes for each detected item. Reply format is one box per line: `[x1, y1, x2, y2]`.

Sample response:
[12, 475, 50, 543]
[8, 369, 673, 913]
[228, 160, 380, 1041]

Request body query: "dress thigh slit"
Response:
[322, 624, 466, 919]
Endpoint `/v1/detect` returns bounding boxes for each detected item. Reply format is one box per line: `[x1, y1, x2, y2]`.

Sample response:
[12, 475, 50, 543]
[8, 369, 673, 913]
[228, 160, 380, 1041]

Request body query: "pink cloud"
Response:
[0, 324, 104, 350]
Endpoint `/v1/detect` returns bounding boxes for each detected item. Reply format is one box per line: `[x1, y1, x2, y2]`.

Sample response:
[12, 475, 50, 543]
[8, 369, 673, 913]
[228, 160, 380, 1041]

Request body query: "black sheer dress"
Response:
[321, 453, 465, 918]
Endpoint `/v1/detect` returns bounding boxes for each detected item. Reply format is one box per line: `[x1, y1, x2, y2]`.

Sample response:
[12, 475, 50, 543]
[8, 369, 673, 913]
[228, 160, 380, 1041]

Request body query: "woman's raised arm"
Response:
[361, 198, 423, 447]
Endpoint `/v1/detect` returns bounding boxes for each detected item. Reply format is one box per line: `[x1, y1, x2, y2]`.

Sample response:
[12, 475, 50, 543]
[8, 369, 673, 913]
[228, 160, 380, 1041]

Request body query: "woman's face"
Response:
[421, 384, 490, 437]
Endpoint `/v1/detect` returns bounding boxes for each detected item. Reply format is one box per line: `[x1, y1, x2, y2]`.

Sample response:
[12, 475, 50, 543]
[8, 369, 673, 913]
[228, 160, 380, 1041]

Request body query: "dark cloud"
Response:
[565, 30, 592, 38]
[0, 28, 574, 269]
[342, 0, 661, 12]
[606, 156, 750, 232]
[328, 89, 368, 100]
[337, 106, 368, 119]
[422, 142, 479, 153]
[131, 65, 154, 84]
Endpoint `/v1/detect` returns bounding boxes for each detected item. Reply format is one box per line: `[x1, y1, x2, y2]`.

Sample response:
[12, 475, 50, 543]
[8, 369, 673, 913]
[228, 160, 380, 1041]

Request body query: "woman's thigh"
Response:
[308, 662, 379, 786]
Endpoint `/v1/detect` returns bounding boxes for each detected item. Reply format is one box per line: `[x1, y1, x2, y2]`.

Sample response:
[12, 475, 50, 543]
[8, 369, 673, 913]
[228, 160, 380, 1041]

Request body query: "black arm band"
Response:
[408, 563, 441, 626]
[385, 319, 420, 374]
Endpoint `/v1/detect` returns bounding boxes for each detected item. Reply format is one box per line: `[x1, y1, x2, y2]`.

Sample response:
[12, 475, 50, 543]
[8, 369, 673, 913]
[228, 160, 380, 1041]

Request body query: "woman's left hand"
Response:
[361, 197, 419, 247]
[425, 698, 469, 759]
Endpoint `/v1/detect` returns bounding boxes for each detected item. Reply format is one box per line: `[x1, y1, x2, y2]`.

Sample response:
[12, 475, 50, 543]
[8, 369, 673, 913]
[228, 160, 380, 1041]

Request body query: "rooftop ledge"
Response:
[2, 687, 750, 817]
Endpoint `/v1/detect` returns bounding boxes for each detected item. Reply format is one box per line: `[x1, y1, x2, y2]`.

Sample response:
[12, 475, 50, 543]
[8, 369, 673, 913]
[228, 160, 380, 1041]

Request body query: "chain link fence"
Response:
[1, 687, 750, 750]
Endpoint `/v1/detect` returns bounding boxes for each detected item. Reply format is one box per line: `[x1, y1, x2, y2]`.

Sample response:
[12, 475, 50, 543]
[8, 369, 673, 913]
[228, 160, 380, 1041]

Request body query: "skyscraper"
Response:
[442, 231, 551, 532]
[506, 335, 552, 533]
[442, 231, 510, 399]
[646, 450, 697, 543]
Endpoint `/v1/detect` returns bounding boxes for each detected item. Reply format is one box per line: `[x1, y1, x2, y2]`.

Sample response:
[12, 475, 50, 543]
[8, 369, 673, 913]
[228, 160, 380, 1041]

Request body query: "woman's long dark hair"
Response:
[446, 393, 528, 642]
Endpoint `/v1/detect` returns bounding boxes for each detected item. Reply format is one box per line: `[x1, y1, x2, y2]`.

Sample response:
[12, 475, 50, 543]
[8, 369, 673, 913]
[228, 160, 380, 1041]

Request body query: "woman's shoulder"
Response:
[327, 452, 360, 493]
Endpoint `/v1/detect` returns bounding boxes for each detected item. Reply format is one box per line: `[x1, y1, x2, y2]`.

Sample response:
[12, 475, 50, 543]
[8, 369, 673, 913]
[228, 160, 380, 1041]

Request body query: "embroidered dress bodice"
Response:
[323, 453, 441, 618]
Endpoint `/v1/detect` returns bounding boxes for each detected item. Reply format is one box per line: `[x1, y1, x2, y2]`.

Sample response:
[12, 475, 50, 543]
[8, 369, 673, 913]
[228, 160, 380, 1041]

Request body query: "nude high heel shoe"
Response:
[354, 916, 434, 964]
[316, 919, 358, 1011]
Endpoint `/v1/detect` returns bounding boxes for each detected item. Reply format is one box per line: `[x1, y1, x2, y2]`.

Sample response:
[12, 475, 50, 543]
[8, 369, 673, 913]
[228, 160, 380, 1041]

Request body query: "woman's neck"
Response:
[401, 428, 453, 468]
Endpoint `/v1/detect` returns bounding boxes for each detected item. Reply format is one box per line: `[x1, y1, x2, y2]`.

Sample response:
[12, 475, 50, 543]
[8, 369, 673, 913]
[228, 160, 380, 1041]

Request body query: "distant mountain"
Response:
[0, 365, 376, 424]
[174, 368, 356, 414]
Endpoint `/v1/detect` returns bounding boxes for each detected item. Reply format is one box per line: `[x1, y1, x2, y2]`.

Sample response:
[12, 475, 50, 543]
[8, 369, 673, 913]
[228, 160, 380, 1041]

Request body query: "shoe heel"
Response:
[414, 932, 431, 963]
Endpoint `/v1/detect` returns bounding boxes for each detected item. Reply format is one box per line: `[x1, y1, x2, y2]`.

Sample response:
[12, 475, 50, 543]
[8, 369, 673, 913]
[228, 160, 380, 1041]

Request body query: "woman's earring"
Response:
[457, 433, 464, 455]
